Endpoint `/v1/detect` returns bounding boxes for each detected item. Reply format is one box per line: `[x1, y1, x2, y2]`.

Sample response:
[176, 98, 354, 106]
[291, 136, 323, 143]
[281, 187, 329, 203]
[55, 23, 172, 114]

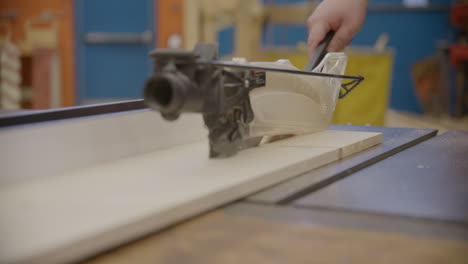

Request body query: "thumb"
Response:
[327, 26, 354, 52]
[307, 19, 331, 57]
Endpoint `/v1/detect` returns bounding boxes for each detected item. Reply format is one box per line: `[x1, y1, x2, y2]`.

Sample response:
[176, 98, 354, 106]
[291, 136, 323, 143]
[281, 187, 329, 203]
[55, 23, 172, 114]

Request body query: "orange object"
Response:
[0, 0, 76, 107]
[451, 4, 468, 27]
[450, 45, 468, 67]
[157, 0, 184, 48]
[411, 56, 443, 114]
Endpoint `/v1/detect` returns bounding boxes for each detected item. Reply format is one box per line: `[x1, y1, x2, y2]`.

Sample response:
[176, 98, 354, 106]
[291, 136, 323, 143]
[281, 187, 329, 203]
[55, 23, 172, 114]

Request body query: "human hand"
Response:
[307, 0, 368, 55]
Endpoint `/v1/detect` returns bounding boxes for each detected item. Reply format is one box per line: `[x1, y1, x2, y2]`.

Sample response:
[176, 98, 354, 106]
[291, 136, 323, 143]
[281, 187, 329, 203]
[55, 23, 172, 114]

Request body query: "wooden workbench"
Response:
[84, 127, 468, 264]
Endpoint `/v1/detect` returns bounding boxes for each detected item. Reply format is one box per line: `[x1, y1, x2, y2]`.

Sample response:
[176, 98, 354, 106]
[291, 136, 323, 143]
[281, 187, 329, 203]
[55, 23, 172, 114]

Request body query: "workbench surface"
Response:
[83, 126, 468, 263]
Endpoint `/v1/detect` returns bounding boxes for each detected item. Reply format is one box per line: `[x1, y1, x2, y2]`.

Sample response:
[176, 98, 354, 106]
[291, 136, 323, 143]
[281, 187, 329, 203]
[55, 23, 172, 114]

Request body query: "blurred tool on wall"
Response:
[0, 19, 22, 110]
[411, 45, 449, 117]
[21, 10, 62, 109]
[450, 1, 468, 117]
[0, 0, 75, 110]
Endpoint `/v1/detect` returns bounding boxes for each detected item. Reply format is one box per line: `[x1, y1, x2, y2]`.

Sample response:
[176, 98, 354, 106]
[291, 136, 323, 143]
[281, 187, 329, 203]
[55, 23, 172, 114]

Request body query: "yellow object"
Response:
[333, 47, 394, 126]
[259, 45, 394, 126]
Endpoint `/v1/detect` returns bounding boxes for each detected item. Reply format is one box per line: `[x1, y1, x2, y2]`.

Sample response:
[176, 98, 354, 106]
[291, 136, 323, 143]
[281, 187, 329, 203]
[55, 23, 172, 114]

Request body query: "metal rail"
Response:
[0, 100, 146, 128]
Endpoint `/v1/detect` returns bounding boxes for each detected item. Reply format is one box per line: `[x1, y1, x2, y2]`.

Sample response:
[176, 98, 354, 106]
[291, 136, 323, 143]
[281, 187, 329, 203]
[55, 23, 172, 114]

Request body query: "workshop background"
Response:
[0, 0, 467, 131]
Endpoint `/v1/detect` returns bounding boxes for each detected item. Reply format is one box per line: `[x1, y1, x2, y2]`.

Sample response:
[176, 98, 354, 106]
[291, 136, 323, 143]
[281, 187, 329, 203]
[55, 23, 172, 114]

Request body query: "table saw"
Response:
[0, 100, 467, 264]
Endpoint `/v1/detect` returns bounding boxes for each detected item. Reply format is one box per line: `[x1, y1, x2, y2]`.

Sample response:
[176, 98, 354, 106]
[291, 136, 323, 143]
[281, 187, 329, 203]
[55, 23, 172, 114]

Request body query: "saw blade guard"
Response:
[245, 52, 348, 137]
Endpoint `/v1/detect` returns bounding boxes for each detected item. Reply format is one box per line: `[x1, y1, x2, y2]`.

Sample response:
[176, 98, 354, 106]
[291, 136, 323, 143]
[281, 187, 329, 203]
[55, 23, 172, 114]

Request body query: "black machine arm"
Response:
[143, 43, 363, 158]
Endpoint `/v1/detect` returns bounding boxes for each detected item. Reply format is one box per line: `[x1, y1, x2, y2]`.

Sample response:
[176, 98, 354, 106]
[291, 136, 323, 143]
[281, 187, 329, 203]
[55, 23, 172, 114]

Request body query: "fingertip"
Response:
[307, 36, 318, 57]
[307, 21, 329, 56]
[307, 39, 317, 56]
[326, 36, 339, 52]
[327, 44, 339, 52]
[328, 27, 354, 52]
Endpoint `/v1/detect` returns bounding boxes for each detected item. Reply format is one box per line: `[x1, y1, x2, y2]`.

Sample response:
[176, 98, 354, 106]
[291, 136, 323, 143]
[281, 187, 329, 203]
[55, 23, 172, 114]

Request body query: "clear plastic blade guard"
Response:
[243, 52, 348, 137]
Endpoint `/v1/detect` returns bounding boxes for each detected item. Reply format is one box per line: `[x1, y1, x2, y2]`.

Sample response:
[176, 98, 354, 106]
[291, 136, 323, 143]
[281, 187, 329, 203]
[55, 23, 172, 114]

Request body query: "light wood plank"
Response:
[272, 130, 383, 158]
[0, 130, 381, 264]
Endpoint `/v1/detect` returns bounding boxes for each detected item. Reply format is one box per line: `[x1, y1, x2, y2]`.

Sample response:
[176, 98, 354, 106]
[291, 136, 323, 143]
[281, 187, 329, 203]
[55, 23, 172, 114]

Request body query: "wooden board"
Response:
[0, 130, 381, 264]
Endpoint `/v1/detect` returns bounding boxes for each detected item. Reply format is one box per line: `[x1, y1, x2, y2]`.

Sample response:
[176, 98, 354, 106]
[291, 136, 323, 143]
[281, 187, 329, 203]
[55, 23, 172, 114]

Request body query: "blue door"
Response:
[75, 0, 155, 103]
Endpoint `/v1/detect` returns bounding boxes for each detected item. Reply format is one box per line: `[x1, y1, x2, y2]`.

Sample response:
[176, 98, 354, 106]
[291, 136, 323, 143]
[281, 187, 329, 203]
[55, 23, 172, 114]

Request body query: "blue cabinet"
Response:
[75, 0, 155, 103]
